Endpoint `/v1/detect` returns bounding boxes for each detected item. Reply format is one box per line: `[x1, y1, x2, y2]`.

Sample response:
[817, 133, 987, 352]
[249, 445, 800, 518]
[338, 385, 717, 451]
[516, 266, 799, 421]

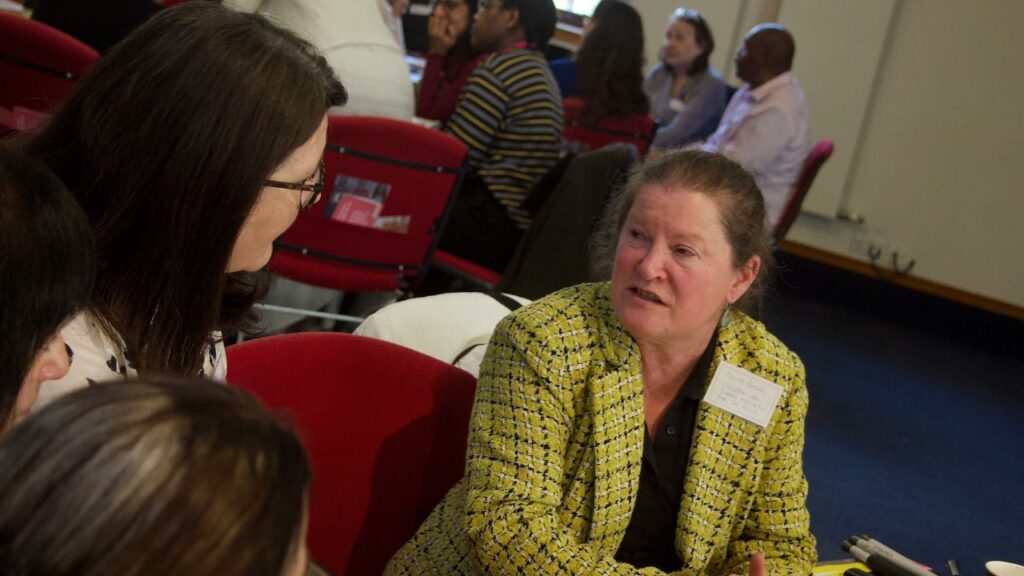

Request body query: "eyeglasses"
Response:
[263, 159, 325, 211]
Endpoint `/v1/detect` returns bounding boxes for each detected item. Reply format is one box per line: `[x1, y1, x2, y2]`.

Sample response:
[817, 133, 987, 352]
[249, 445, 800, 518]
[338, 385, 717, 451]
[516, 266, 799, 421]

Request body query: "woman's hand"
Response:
[391, 0, 409, 18]
[427, 9, 460, 55]
[731, 552, 767, 576]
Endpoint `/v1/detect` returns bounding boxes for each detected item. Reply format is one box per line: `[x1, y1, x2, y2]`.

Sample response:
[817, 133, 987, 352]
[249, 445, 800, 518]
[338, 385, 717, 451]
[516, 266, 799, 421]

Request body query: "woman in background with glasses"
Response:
[645, 7, 729, 149]
[19, 2, 346, 405]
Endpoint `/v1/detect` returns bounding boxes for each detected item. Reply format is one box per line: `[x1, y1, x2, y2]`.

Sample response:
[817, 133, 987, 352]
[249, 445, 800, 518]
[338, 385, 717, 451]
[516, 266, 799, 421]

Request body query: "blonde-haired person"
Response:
[0, 378, 318, 575]
[387, 150, 815, 574]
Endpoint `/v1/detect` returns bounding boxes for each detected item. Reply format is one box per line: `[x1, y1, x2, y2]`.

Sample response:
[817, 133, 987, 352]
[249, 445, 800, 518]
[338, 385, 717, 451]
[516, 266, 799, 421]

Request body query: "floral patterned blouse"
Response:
[34, 310, 227, 409]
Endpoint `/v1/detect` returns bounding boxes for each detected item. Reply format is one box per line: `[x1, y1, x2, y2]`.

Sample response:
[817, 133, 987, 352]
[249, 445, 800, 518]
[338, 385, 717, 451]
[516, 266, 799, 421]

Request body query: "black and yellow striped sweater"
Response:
[446, 49, 563, 229]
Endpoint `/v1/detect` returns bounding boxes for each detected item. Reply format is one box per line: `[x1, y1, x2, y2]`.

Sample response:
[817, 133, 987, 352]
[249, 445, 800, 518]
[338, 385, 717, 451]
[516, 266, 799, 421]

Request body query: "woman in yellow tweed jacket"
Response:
[386, 151, 816, 575]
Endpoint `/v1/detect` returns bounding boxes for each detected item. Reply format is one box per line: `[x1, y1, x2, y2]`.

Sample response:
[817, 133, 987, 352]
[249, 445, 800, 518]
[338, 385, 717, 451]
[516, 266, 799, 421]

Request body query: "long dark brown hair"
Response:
[576, 0, 649, 121]
[0, 378, 310, 576]
[21, 3, 347, 375]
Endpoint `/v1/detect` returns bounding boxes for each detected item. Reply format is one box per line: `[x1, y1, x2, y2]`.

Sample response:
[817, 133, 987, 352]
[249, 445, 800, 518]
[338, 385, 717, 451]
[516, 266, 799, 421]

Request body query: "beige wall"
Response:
[637, 0, 1024, 308]
[785, 0, 1024, 308]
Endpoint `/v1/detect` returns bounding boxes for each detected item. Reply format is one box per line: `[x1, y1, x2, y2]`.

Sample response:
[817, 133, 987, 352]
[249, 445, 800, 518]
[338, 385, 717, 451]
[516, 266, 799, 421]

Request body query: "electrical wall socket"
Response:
[849, 232, 911, 269]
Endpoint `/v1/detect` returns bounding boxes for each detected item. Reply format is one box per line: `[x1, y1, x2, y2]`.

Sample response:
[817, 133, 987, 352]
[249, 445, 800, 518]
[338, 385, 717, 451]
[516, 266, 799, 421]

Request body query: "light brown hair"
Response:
[0, 378, 309, 576]
[591, 150, 773, 312]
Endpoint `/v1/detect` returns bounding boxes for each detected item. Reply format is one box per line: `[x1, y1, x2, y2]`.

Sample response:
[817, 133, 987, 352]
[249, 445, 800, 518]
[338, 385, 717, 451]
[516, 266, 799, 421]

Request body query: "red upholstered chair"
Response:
[561, 96, 657, 157]
[271, 116, 468, 300]
[0, 13, 98, 130]
[429, 249, 502, 290]
[773, 139, 835, 242]
[226, 332, 477, 576]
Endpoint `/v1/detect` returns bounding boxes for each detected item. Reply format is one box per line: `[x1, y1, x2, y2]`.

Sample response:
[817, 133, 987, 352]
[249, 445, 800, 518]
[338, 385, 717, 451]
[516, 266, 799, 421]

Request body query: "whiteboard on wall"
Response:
[778, 0, 898, 217]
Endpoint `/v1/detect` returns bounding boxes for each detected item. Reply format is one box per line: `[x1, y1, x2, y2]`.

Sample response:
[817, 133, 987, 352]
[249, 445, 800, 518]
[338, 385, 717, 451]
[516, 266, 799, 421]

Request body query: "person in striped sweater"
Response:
[437, 0, 563, 272]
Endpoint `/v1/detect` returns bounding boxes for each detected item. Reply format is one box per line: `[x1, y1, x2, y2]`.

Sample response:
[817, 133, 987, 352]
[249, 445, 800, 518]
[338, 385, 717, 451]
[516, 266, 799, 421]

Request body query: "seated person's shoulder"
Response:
[499, 283, 607, 345]
[723, 311, 805, 379]
[488, 284, 609, 382]
[37, 310, 127, 408]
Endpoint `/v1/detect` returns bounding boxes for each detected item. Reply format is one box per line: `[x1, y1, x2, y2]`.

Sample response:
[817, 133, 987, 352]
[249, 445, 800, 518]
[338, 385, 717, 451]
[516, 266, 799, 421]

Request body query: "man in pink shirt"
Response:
[702, 24, 811, 230]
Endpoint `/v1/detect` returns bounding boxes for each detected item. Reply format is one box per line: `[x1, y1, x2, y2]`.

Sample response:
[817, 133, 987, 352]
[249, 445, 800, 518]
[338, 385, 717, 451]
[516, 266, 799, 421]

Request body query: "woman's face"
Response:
[610, 185, 759, 351]
[436, 0, 472, 36]
[11, 332, 71, 429]
[662, 20, 705, 72]
[227, 115, 329, 273]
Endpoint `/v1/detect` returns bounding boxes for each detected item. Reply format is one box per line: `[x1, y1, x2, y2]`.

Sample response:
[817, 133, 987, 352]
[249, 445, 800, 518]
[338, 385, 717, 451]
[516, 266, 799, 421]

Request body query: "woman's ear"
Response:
[726, 255, 761, 304]
[503, 7, 521, 34]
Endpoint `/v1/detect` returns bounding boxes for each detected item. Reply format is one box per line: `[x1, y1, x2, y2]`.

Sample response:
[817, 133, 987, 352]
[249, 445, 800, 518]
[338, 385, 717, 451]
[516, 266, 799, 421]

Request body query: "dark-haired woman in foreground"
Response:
[21, 2, 347, 406]
[387, 151, 815, 574]
[0, 145, 94, 433]
[0, 378, 311, 576]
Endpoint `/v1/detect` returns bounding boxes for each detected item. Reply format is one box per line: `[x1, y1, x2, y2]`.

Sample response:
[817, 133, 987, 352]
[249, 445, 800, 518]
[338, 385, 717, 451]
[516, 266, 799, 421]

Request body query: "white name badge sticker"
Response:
[668, 98, 686, 113]
[409, 3, 432, 16]
[703, 362, 783, 428]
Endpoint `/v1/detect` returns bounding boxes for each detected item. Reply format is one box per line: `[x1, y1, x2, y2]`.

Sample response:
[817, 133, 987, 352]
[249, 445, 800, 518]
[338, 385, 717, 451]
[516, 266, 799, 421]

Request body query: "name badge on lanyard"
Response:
[703, 361, 783, 428]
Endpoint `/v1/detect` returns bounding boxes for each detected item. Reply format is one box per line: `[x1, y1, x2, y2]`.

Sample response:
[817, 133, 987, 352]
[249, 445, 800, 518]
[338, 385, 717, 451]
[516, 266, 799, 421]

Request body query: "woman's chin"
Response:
[226, 252, 271, 274]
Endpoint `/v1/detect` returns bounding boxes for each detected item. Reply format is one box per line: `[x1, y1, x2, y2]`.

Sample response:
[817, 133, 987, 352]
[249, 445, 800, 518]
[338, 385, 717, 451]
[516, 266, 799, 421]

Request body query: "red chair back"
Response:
[773, 139, 835, 242]
[271, 116, 468, 293]
[226, 332, 476, 576]
[561, 97, 657, 156]
[0, 13, 98, 124]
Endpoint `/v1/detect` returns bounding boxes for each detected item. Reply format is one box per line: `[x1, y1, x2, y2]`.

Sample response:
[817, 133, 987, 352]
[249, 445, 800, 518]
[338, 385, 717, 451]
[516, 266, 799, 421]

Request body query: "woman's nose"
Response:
[637, 245, 667, 280]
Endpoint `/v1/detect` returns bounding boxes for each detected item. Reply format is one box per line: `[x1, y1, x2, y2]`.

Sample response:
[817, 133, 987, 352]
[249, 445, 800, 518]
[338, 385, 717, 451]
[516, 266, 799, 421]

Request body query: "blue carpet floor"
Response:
[763, 290, 1024, 575]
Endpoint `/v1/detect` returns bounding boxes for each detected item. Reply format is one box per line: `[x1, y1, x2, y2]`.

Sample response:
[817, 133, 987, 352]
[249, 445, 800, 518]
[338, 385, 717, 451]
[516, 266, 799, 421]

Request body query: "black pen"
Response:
[846, 536, 935, 576]
[844, 543, 922, 576]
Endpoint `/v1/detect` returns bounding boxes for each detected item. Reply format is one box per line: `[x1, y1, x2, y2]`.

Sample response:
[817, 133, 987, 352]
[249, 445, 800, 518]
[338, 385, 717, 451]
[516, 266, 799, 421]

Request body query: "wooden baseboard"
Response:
[553, 22, 582, 48]
[777, 239, 1024, 321]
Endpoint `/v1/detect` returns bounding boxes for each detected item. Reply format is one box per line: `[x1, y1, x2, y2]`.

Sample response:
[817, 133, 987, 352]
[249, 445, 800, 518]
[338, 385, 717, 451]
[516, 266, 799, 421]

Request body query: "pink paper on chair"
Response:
[332, 194, 383, 228]
[12, 106, 49, 131]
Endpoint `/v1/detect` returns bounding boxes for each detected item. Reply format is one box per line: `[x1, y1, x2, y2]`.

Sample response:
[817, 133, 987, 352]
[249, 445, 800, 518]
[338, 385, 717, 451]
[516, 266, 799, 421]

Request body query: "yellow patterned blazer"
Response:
[385, 282, 816, 575]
